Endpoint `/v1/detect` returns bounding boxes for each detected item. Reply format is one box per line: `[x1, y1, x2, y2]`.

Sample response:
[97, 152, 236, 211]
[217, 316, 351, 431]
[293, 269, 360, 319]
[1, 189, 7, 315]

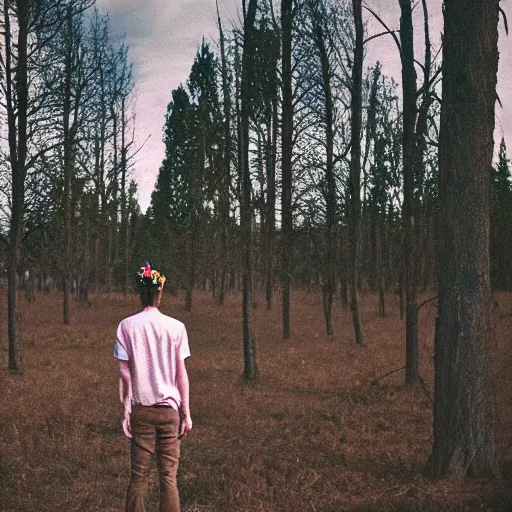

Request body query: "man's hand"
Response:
[179, 413, 192, 439]
[176, 358, 191, 439]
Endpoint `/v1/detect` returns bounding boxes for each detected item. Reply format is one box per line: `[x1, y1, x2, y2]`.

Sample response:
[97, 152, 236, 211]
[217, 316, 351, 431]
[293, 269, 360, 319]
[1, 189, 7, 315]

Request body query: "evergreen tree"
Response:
[490, 137, 512, 289]
[151, 42, 222, 306]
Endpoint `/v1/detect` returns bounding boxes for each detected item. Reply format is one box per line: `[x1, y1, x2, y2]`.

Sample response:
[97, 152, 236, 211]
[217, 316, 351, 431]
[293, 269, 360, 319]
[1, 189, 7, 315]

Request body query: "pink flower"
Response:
[143, 264, 152, 277]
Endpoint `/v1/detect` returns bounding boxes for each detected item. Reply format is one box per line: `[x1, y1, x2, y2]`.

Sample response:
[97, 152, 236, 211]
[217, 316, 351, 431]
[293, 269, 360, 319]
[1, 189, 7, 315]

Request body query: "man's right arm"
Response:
[176, 358, 192, 437]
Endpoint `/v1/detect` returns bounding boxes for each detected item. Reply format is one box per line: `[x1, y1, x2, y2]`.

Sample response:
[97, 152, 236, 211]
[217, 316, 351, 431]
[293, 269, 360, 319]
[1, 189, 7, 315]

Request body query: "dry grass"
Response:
[0, 288, 511, 512]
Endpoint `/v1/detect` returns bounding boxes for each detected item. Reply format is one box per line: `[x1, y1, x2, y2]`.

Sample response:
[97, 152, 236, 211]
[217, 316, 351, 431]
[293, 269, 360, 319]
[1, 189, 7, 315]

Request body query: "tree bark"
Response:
[339, 227, 349, 310]
[217, 0, 231, 306]
[281, 0, 293, 339]
[399, 0, 419, 385]
[413, 0, 431, 296]
[109, 105, 119, 294]
[265, 92, 278, 311]
[377, 223, 385, 317]
[5, 0, 29, 375]
[349, 0, 364, 344]
[121, 96, 129, 295]
[309, 0, 335, 336]
[424, 0, 500, 480]
[241, 0, 259, 380]
[62, 9, 74, 325]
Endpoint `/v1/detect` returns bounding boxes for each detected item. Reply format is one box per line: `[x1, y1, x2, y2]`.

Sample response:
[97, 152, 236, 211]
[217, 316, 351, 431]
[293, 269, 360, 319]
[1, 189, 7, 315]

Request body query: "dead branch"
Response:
[371, 366, 405, 385]
[500, 7, 509, 35]
[362, 4, 402, 57]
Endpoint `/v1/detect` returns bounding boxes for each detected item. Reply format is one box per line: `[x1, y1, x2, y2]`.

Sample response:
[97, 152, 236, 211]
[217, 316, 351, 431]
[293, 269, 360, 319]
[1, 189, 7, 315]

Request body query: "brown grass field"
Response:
[0, 288, 511, 511]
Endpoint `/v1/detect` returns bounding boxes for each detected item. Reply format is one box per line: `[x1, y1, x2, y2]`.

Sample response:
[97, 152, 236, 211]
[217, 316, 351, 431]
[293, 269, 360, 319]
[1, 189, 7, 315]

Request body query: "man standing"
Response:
[114, 263, 193, 512]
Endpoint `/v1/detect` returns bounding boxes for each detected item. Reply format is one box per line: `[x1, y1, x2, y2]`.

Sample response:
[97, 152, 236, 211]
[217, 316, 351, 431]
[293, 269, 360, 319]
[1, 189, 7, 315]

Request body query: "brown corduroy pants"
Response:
[125, 405, 181, 512]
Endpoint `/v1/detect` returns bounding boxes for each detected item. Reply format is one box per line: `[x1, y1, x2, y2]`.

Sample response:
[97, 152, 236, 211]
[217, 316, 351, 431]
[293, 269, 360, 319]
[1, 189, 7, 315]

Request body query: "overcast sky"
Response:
[94, 0, 512, 212]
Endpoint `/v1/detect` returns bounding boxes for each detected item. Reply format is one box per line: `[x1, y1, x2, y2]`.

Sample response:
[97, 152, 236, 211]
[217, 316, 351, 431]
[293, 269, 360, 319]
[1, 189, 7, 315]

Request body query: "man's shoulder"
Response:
[118, 310, 145, 328]
[158, 313, 185, 330]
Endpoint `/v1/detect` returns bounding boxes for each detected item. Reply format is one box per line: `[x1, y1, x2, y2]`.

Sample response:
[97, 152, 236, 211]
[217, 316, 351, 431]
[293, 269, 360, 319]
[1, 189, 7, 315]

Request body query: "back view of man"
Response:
[114, 264, 192, 512]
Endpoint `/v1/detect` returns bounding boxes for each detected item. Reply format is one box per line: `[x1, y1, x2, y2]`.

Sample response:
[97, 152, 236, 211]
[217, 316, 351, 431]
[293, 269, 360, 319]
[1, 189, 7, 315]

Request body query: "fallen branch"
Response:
[371, 366, 405, 385]
[371, 367, 434, 405]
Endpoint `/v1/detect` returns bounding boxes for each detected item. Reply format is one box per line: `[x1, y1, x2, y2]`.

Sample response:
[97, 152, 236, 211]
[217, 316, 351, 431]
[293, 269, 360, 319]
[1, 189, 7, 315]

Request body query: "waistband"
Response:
[132, 403, 177, 410]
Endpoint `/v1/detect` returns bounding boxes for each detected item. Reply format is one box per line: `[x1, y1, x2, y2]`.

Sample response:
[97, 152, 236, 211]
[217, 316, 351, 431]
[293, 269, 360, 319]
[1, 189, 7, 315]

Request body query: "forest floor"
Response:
[0, 288, 511, 512]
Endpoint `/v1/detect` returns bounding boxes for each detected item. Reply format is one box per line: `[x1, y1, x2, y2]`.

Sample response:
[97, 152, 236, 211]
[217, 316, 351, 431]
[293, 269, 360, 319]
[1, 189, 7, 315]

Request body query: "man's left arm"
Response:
[119, 361, 132, 438]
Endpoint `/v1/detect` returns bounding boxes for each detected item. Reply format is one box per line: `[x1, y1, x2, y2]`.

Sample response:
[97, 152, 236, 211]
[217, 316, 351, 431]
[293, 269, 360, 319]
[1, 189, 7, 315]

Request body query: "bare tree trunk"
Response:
[349, 0, 364, 344]
[234, 42, 243, 208]
[81, 202, 91, 306]
[281, 0, 293, 339]
[413, 0, 432, 296]
[241, 0, 259, 380]
[424, 0, 500, 480]
[339, 226, 349, 311]
[217, 0, 231, 306]
[120, 96, 129, 295]
[399, 0, 419, 384]
[265, 95, 277, 311]
[398, 269, 404, 320]
[109, 110, 119, 293]
[309, 0, 335, 336]
[323, 74, 335, 336]
[366, 67, 380, 295]
[5, 0, 28, 374]
[377, 223, 385, 317]
[256, 131, 265, 307]
[62, 9, 74, 325]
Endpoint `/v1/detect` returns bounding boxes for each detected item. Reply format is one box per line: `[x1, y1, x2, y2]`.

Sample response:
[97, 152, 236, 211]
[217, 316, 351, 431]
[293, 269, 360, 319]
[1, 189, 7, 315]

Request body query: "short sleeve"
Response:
[178, 324, 191, 360]
[114, 323, 129, 361]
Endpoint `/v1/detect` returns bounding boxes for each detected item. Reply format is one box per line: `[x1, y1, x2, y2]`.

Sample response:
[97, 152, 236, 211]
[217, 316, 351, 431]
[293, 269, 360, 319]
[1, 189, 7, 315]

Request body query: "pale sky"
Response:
[95, 0, 512, 212]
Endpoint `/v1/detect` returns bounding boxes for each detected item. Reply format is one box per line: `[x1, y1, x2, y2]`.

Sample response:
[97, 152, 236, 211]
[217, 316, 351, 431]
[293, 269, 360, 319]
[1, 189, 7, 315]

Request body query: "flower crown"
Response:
[137, 262, 166, 289]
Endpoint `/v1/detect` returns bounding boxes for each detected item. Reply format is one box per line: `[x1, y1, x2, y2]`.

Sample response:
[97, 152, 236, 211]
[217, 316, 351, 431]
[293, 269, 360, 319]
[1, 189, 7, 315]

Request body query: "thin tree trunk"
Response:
[110, 110, 118, 292]
[339, 226, 349, 310]
[62, 9, 74, 325]
[398, 269, 404, 320]
[256, 131, 265, 306]
[92, 134, 101, 293]
[399, 0, 419, 384]
[281, 0, 293, 340]
[5, 0, 28, 374]
[349, 0, 364, 344]
[82, 203, 91, 305]
[424, 0, 500, 480]
[309, 0, 335, 336]
[252, 212, 258, 310]
[121, 96, 129, 295]
[377, 223, 385, 317]
[413, 0, 432, 296]
[265, 96, 277, 311]
[241, 0, 258, 380]
[217, 0, 231, 306]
